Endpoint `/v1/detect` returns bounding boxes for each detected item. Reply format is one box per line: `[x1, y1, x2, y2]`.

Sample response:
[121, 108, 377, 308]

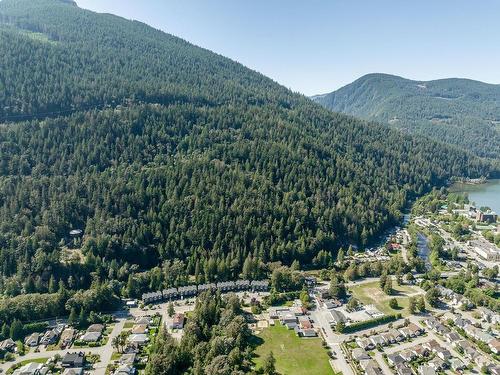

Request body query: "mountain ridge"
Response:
[0, 0, 497, 297]
[312, 73, 500, 159]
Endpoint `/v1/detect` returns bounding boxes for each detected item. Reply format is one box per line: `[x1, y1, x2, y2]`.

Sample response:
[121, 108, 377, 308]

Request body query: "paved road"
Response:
[0, 313, 130, 374]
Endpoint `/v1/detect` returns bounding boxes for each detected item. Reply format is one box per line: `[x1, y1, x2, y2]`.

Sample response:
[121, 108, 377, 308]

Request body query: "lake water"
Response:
[450, 179, 500, 213]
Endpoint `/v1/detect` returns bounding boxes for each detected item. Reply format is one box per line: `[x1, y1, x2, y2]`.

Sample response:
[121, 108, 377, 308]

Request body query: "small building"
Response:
[356, 337, 374, 350]
[115, 364, 136, 375]
[449, 358, 465, 372]
[80, 332, 101, 343]
[119, 353, 137, 365]
[60, 328, 76, 349]
[369, 335, 386, 347]
[328, 310, 346, 326]
[0, 338, 16, 352]
[418, 365, 436, 375]
[24, 333, 41, 347]
[131, 324, 148, 335]
[428, 357, 446, 371]
[12, 362, 46, 375]
[435, 347, 452, 361]
[134, 316, 152, 326]
[87, 324, 104, 333]
[62, 352, 85, 368]
[171, 313, 185, 329]
[128, 334, 149, 347]
[411, 345, 428, 358]
[351, 348, 370, 361]
[489, 339, 500, 354]
[125, 300, 137, 308]
[387, 353, 405, 367]
[62, 369, 84, 375]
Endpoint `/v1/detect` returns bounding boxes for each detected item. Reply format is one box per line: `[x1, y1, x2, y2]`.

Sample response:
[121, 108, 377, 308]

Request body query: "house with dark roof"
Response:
[62, 352, 85, 368]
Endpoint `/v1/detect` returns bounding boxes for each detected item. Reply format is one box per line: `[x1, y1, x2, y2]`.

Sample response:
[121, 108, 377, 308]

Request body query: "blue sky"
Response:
[77, 0, 500, 95]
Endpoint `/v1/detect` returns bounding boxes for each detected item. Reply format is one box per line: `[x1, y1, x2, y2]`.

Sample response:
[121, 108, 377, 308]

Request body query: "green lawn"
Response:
[252, 324, 334, 375]
[349, 280, 423, 317]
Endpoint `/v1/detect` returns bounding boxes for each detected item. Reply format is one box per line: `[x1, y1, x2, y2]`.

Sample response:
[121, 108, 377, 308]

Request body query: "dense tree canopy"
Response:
[0, 0, 498, 312]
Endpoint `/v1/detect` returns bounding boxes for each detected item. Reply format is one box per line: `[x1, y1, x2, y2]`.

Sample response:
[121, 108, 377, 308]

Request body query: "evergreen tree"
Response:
[262, 351, 277, 375]
[9, 319, 23, 340]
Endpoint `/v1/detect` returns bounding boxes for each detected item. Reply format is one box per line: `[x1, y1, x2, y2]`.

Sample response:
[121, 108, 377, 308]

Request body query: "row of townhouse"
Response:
[350, 348, 383, 375]
[435, 285, 473, 310]
[142, 279, 269, 303]
[355, 323, 423, 350]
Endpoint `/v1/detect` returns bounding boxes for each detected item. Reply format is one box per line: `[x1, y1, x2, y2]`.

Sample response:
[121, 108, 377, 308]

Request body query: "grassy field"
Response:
[252, 324, 334, 375]
[349, 280, 423, 317]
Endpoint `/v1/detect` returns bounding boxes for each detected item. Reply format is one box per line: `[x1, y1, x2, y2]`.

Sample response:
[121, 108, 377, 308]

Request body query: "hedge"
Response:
[340, 314, 401, 333]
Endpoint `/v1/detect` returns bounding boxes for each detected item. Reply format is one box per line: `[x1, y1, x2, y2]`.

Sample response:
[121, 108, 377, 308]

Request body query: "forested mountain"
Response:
[0, 0, 498, 319]
[312, 73, 500, 159]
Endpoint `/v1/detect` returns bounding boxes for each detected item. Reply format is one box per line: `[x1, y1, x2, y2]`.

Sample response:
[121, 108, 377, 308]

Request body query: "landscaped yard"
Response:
[252, 323, 334, 375]
[349, 280, 423, 317]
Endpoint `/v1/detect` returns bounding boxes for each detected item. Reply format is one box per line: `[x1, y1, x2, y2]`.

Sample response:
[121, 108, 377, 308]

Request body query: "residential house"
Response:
[388, 328, 405, 342]
[381, 332, 396, 344]
[119, 353, 136, 366]
[463, 346, 480, 361]
[297, 328, 317, 337]
[428, 357, 446, 371]
[131, 324, 148, 335]
[60, 328, 76, 349]
[351, 348, 370, 362]
[449, 358, 465, 372]
[0, 338, 16, 352]
[24, 333, 41, 347]
[369, 335, 386, 347]
[80, 331, 101, 343]
[62, 352, 85, 368]
[489, 338, 500, 354]
[12, 362, 47, 375]
[454, 340, 471, 351]
[87, 324, 104, 333]
[444, 331, 461, 343]
[356, 337, 374, 350]
[411, 345, 428, 358]
[387, 353, 405, 367]
[408, 323, 423, 336]
[115, 364, 136, 375]
[128, 334, 149, 347]
[418, 365, 436, 375]
[487, 364, 500, 375]
[453, 316, 471, 329]
[422, 339, 441, 352]
[435, 347, 452, 361]
[479, 307, 500, 324]
[134, 317, 152, 326]
[40, 329, 59, 346]
[399, 350, 416, 361]
[61, 369, 83, 375]
[395, 364, 413, 375]
[171, 313, 185, 329]
[298, 317, 312, 330]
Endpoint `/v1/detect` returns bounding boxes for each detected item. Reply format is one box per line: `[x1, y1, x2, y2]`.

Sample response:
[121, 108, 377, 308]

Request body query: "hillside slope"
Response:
[0, 0, 496, 294]
[312, 73, 500, 159]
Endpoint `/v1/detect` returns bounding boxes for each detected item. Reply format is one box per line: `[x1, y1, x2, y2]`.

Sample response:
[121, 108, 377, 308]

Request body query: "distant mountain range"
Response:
[312, 73, 500, 159]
